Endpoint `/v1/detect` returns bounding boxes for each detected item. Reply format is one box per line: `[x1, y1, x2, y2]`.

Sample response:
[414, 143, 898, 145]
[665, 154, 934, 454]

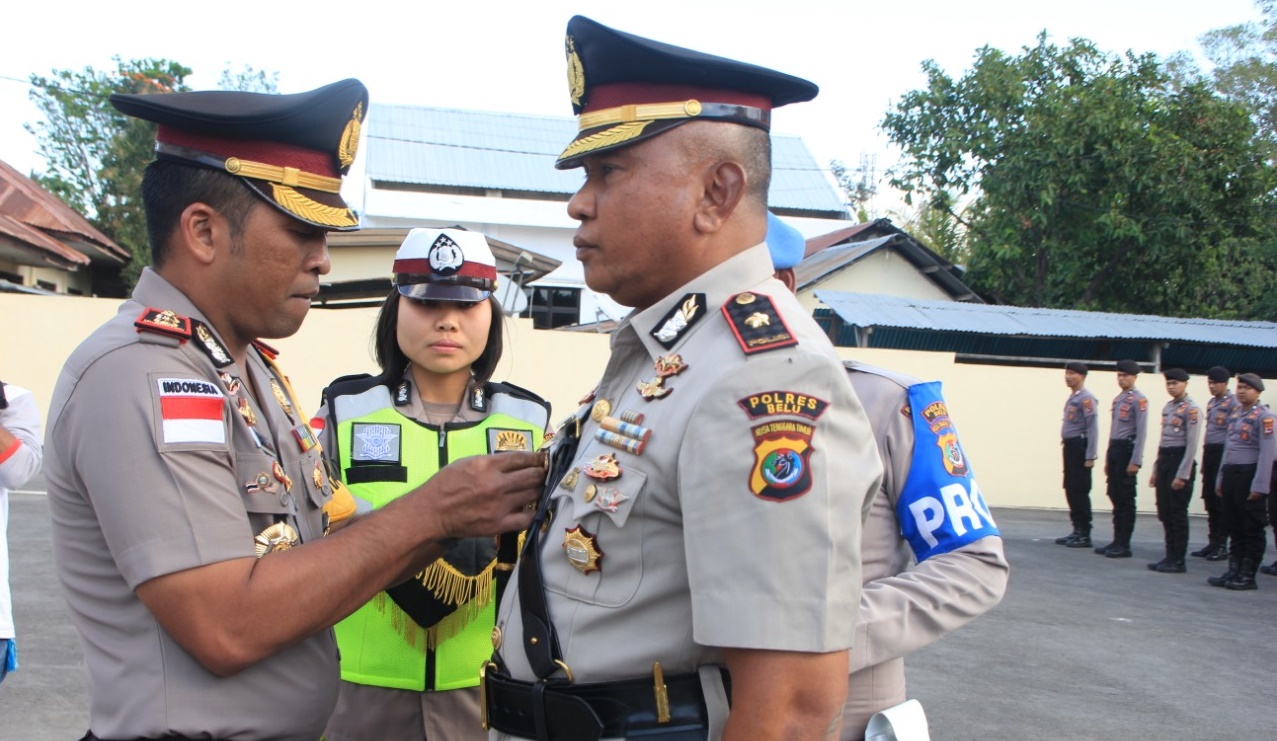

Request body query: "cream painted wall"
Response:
[796, 250, 953, 314]
[5, 291, 1254, 520]
[0, 260, 93, 295]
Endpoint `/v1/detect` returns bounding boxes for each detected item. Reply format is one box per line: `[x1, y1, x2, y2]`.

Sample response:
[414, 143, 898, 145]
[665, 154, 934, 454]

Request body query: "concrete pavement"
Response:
[1, 493, 1274, 739]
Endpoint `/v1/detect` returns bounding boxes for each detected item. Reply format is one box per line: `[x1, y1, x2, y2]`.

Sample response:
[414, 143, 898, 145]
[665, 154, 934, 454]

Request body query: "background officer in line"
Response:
[487, 17, 881, 740]
[0, 380, 43, 685]
[42, 81, 543, 741]
[1208, 373, 1276, 591]
[1095, 359, 1148, 559]
[767, 216, 1008, 740]
[1192, 366, 1239, 561]
[1057, 362, 1099, 548]
[1146, 368, 1200, 573]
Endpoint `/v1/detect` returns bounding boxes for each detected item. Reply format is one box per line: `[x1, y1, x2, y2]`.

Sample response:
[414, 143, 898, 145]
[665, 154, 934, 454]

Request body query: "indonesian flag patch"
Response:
[156, 377, 226, 445]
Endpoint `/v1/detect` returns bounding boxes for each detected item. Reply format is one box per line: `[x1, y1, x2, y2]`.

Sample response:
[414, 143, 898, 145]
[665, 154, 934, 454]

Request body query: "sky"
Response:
[1, 0, 1265, 215]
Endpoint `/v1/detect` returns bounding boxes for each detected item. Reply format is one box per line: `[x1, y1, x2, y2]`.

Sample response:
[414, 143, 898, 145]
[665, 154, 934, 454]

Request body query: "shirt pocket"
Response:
[297, 448, 333, 509]
[543, 445, 649, 608]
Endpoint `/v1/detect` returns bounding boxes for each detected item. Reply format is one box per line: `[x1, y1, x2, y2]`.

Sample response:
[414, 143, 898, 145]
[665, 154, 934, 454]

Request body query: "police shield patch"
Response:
[749, 421, 814, 501]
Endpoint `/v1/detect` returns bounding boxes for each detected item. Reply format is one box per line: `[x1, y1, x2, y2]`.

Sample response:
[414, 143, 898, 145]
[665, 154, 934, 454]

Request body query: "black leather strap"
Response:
[517, 408, 588, 680]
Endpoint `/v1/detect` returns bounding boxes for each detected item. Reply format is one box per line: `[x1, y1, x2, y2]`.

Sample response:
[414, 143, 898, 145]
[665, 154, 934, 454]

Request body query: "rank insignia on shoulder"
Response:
[722, 293, 797, 355]
[135, 308, 191, 341]
[192, 321, 233, 368]
[651, 293, 706, 349]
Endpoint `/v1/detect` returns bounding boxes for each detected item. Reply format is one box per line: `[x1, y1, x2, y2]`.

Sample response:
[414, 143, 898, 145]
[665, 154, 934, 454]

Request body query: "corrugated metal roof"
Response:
[365, 104, 847, 214]
[815, 291, 1277, 348]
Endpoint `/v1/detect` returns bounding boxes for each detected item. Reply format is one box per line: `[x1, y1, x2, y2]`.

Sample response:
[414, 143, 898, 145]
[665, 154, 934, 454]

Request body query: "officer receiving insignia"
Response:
[486, 16, 881, 741]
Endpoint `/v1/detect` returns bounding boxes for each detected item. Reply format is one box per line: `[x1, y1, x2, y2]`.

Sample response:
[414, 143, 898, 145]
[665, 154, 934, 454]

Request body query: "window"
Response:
[527, 287, 581, 329]
[0, 271, 21, 285]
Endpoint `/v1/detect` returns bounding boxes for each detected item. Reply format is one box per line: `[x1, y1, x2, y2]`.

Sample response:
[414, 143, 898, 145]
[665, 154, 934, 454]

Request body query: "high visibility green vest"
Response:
[328, 379, 547, 691]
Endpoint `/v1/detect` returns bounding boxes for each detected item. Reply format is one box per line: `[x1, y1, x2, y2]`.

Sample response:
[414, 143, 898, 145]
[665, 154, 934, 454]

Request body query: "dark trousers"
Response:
[1154, 447, 1195, 560]
[1062, 436, 1092, 532]
[1201, 443, 1226, 544]
[1105, 440, 1137, 546]
[1220, 464, 1268, 564]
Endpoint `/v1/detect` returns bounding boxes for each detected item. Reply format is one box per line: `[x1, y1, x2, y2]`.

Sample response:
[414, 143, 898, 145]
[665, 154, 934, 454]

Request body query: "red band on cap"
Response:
[157, 126, 339, 178]
[393, 259, 497, 281]
[584, 82, 771, 114]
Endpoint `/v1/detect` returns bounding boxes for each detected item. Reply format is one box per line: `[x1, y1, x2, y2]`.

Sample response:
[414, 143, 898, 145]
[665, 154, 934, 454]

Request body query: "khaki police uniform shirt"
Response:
[1061, 388, 1099, 461]
[1110, 388, 1149, 466]
[840, 363, 1008, 740]
[1218, 403, 1277, 493]
[1205, 392, 1241, 446]
[494, 245, 880, 723]
[44, 268, 337, 741]
[1157, 396, 1201, 480]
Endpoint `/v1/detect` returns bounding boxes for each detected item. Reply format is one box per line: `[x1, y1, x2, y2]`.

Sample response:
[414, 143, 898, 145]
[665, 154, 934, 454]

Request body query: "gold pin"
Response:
[654, 661, 671, 724]
[735, 293, 756, 305]
[254, 522, 299, 557]
[491, 625, 503, 650]
[584, 484, 597, 502]
[591, 399, 612, 422]
[560, 467, 581, 491]
[563, 526, 604, 574]
[238, 398, 257, 426]
[270, 378, 293, 416]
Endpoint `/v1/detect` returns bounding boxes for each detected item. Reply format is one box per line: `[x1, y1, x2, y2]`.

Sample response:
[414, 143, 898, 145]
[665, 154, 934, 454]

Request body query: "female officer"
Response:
[319, 227, 549, 740]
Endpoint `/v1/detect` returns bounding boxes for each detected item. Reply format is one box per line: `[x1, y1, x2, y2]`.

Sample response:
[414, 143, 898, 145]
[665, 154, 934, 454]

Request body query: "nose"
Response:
[307, 234, 332, 276]
[435, 307, 460, 331]
[567, 182, 593, 222]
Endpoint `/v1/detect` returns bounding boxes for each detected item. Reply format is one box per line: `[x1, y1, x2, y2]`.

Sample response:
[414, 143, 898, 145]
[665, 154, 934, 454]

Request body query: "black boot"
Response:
[1055, 530, 1081, 545]
[1094, 542, 1116, 555]
[1226, 559, 1258, 591]
[1208, 558, 1240, 587]
[1104, 543, 1132, 558]
[1204, 543, 1230, 562]
[1066, 533, 1093, 548]
[1259, 559, 1277, 576]
[1147, 556, 1169, 571]
[1190, 543, 1214, 558]
[1154, 558, 1186, 573]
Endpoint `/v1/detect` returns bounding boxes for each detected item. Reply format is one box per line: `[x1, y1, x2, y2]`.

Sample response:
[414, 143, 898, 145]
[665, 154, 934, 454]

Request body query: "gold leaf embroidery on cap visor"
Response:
[269, 184, 358, 228]
[558, 121, 653, 162]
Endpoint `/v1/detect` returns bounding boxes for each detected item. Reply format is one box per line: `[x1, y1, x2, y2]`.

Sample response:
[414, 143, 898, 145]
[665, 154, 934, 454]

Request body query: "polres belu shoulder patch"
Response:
[722, 292, 797, 355]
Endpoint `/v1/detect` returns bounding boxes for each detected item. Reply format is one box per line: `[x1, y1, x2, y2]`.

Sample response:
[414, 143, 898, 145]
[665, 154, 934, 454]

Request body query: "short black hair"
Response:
[371, 290, 505, 387]
[140, 160, 261, 267]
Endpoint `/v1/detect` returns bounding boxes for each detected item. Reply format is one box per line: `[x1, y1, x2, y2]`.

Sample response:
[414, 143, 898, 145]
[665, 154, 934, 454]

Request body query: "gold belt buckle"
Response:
[479, 660, 498, 730]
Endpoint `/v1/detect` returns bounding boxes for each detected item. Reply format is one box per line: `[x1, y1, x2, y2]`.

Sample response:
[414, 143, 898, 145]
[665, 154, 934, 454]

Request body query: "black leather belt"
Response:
[1158, 446, 1186, 453]
[483, 667, 716, 740]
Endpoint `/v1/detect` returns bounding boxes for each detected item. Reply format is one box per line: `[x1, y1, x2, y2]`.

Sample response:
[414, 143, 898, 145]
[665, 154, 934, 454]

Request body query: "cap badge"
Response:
[428, 234, 465, 275]
[338, 102, 362, 169]
[566, 35, 585, 107]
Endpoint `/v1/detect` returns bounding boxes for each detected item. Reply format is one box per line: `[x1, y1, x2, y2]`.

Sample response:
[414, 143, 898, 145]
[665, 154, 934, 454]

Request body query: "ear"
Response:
[174, 202, 224, 266]
[773, 268, 797, 293]
[692, 160, 747, 234]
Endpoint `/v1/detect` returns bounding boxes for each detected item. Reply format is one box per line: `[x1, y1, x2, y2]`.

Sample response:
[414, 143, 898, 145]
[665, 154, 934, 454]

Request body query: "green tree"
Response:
[887, 194, 970, 266]
[883, 34, 1276, 319]
[1195, 0, 1277, 160]
[829, 156, 877, 222]
[26, 57, 192, 291]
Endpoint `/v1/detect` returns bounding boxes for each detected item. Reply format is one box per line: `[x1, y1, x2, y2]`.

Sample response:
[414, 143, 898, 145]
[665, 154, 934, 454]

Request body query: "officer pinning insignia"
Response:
[490, 428, 533, 452]
[560, 467, 581, 491]
[722, 292, 797, 355]
[237, 397, 257, 426]
[593, 487, 628, 513]
[591, 399, 612, 422]
[583, 453, 621, 480]
[218, 372, 241, 394]
[749, 420, 816, 501]
[135, 308, 192, 341]
[254, 522, 300, 557]
[563, 525, 604, 574]
[394, 380, 412, 406]
[651, 294, 707, 348]
[192, 321, 233, 367]
[110, 79, 369, 230]
[737, 391, 830, 420]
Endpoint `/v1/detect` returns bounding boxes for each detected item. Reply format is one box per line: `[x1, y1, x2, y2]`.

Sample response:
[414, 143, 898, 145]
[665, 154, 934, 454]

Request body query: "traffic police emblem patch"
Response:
[352, 422, 401, 462]
[748, 421, 815, 501]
